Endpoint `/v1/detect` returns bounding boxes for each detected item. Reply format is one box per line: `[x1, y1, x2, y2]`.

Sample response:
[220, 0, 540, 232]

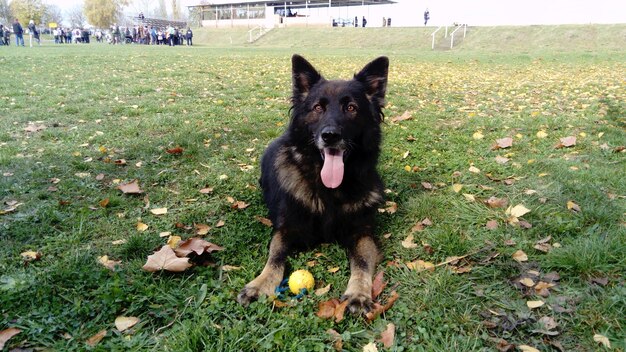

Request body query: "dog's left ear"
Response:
[354, 56, 389, 108]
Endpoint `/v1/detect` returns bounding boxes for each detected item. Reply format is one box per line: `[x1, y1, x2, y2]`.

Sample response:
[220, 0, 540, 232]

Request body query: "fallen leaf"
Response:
[391, 111, 412, 123]
[117, 180, 143, 194]
[98, 255, 121, 270]
[518, 345, 540, 352]
[363, 341, 379, 352]
[463, 193, 476, 202]
[473, 131, 484, 139]
[555, 136, 576, 149]
[327, 329, 343, 351]
[215, 220, 225, 228]
[166, 146, 184, 154]
[527, 300, 545, 309]
[593, 334, 611, 348]
[401, 234, 419, 249]
[512, 250, 528, 263]
[327, 266, 340, 274]
[492, 137, 513, 150]
[566, 201, 581, 212]
[150, 207, 168, 215]
[0, 328, 21, 350]
[495, 155, 510, 164]
[315, 284, 332, 296]
[484, 197, 508, 209]
[85, 329, 107, 347]
[231, 201, 249, 210]
[486, 220, 499, 230]
[99, 198, 110, 208]
[167, 235, 182, 248]
[115, 316, 140, 332]
[195, 223, 211, 235]
[452, 183, 463, 193]
[221, 265, 242, 271]
[255, 216, 273, 227]
[24, 123, 46, 133]
[378, 323, 395, 348]
[536, 130, 548, 138]
[199, 187, 214, 194]
[174, 237, 224, 256]
[136, 222, 149, 232]
[371, 271, 386, 299]
[519, 277, 535, 287]
[538, 316, 558, 331]
[21, 250, 41, 261]
[508, 204, 531, 218]
[142, 246, 193, 272]
[469, 166, 481, 174]
[406, 260, 435, 272]
[365, 290, 400, 322]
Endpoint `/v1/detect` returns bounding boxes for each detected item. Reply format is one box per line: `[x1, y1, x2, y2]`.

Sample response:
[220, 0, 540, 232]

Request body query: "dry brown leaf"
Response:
[484, 196, 508, 209]
[215, 220, 225, 228]
[150, 207, 168, 215]
[512, 250, 528, 263]
[255, 215, 273, 227]
[378, 323, 395, 348]
[526, 300, 545, 309]
[327, 329, 343, 352]
[174, 237, 224, 256]
[142, 246, 192, 272]
[491, 137, 513, 150]
[24, 123, 46, 133]
[315, 284, 332, 296]
[593, 334, 611, 348]
[166, 146, 184, 154]
[221, 265, 242, 271]
[485, 220, 499, 230]
[195, 223, 211, 235]
[555, 136, 576, 149]
[117, 180, 143, 194]
[85, 329, 107, 347]
[199, 187, 214, 194]
[406, 260, 435, 272]
[401, 234, 419, 249]
[519, 277, 535, 287]
[365, 290, 400, 322]
[231, 201, 250, 210]
[0, 328, 22, 350]
[538, 316, 558, 331]
[567, 200, 581, 212]
[391, 111, 412, 123]
[98, 255, 121, 270]
[507, 204, 531, 218]
[99, 198, 110, 208]
[371, 271, 386, 299]
[363, 342, 379, 352]
[21, 250, 41, 261]
[495, 155, 510, 164]
[518, 345, 540, 352]
[115, 316, 140, 332]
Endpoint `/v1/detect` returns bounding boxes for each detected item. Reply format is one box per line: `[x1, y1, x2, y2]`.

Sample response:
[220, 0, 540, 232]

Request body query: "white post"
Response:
[432, 33, 435, 50]
[445, 25, 448, 38]
[450, 33, 454, 48]
[463, 24, 467, 38]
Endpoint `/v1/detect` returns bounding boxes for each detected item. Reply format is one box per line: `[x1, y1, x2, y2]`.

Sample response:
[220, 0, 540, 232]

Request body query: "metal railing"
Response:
[449, 24, 467, 49]
[247, 25, 271, 43]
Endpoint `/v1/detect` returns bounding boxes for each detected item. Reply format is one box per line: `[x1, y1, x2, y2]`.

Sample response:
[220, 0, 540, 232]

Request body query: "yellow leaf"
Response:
[98, 255, 121, 270]
[404, 165, 411, 172]
[536, 130, 548, 138]
[526, 300, 545, 309]
[327, 267, 340, 273]
[401, 234, 419, 249]
[463, 193, 475, 202]
[406, 260, 435, 272]
[508, 204, 531, 218]
[519, 277, 535, 287]
[167, 235, 182, 248]
[472, 131, 484, 139]
[567, 201, 581, 212]
[150, 207, 168, 215]
[518, 345, 540, 352]
[452, 184, 463, 193]
[363, 341, 379, 352]
[314, 284, 332, 296]
[593, 334, 611, 348]
[20, 251, 40, 261]
[221, 265, 242, 271]
[468, 166, 481, 174]
[512, 250, 528, 263]
[136, 222, 148, 232]
[114, 316, 140, 332]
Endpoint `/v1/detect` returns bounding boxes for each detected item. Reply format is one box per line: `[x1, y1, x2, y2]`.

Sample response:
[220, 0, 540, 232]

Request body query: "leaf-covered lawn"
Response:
[0, 43, 624, 351]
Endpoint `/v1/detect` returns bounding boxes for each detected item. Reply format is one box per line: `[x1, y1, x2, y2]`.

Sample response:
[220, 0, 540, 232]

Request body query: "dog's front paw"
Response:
[341, 292, 374, 315]
[237, 285, 262, 306]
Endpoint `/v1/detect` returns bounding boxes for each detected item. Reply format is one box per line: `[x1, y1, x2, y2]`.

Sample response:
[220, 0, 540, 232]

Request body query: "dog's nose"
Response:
[321, 127, 341, 145]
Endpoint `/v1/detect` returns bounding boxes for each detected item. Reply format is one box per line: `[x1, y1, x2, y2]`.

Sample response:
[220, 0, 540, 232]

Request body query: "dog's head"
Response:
[289, 54, 389, 189]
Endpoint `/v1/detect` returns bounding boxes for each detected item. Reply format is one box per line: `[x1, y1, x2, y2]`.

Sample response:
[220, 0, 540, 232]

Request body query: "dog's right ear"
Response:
[292, 54, 322, 102]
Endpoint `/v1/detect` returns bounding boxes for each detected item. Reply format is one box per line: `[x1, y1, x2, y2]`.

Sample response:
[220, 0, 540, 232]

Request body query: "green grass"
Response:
[1, 26, 625, 351]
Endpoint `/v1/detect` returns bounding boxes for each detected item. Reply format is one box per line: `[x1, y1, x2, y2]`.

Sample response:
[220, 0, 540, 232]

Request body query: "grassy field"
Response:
[0, 26, 625, 351]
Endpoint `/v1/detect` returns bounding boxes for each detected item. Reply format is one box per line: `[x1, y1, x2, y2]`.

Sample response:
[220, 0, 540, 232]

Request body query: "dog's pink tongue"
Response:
[321, 148, 344, 189]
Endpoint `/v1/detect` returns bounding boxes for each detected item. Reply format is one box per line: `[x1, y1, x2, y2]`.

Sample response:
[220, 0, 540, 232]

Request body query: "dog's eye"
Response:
[346, 104, 357, 112]
[313, 104, 323, 113]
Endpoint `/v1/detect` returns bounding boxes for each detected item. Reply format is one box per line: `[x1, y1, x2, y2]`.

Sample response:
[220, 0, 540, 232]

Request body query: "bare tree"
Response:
[66, 4, 86, 28]
[157, 0, 167, 18]
[41, 4, 63, 27]
[0, 0, 12, 26]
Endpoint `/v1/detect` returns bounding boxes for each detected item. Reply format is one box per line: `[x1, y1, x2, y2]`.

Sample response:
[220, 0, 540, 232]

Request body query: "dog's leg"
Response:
[237, 231, 288, 306]
[342, 235, 380, 314]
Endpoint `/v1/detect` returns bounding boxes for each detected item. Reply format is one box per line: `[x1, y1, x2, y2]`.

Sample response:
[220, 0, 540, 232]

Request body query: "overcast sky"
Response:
[44, 0, 626, 27]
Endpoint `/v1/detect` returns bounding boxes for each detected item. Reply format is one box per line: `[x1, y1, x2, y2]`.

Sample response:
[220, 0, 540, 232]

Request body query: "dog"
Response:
[237, 54, 389, 314]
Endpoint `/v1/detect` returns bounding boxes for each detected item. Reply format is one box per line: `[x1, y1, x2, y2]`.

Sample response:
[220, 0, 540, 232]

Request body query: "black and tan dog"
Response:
[237, 54, 389, 314]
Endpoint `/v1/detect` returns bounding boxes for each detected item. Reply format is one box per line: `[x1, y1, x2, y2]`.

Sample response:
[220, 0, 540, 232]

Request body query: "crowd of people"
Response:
[1, 19, 193, 47]
[106, 24, 193, 46]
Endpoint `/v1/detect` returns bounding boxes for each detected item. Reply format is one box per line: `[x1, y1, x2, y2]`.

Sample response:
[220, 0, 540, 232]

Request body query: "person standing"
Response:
[424, 9, 430, 26]
[13, 18, 24, 46]
[28, 20, 40, 46]
[362, 16, 367, 27]
[185, 27, 193, 46]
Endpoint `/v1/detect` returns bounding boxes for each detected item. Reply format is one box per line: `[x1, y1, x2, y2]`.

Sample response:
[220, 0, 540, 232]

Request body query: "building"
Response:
[188, 0, 395, 28]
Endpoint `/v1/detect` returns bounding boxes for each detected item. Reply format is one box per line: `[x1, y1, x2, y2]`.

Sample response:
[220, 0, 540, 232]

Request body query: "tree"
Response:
[0, 0, 12, 26]
[84, 0, 129, 28]
[66, 5, 86, 28]
[157, 0, 167, 18]
[9, 0, 45, 24]
[40, 4, 63, 27]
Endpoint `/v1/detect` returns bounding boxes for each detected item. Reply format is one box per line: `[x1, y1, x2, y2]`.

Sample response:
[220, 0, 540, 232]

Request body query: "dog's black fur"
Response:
[237, 54, 389, 314]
